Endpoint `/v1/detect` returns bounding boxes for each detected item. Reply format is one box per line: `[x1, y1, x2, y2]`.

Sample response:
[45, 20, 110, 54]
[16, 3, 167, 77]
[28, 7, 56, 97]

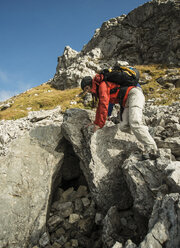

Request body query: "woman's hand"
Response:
[85, 122, 94, 128]
[93, 124, 100, 132]
[85, 123, 100, 132]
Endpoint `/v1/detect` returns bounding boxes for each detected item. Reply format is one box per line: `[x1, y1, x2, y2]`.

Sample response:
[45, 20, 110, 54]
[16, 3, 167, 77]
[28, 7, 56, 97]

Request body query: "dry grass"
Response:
[136, 65, 180, 105]
[0, 64, 179, 120]
[0, 84, 84, 120]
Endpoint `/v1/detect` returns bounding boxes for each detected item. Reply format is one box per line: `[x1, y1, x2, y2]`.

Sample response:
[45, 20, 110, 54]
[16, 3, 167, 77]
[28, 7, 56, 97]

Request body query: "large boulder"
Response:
[139, 193, 180, 248]
[0, 108, 64, 248]
[165, 161, 180, 192]
[61, 108, 142, 212]
[122, 150, 171, 217]
[144, 101, 180, 160]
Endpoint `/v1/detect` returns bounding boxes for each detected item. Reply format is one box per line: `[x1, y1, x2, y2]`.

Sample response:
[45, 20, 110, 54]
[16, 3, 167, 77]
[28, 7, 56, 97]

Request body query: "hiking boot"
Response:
[149, 152, 160, 160]
[142, 150, 160, 160]
[142, 152, 150, 160]
[130, 150, 142, 160]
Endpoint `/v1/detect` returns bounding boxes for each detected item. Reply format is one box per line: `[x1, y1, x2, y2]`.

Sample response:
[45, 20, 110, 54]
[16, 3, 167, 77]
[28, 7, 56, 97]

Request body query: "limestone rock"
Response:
[28, 107, 62, 122]
[157, 74, 180, 88]
[122, 151, 170, 216]
[0, 106, 62, 156]
[124, 240, 137, 248]
[47, 183, 98, 248]
[39, 232, 50, 247]
[0, 102, 13, 111]
[61, 108, 140, 211]
[144, 102, 180, 160]
[47, 215, 64, 232]
[51, 0, 180, 90]
[139, 193, 180, 248]
[112, 242, 123, 248]
[165, 161, 180, 192]
[0, 99, 180, 247]
[69, 213, 81, 224]
[0, 109, 64, 248]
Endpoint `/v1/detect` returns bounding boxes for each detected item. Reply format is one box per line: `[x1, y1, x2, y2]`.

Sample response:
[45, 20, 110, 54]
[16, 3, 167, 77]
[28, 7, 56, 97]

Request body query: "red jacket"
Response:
[91, 74, 135, 128]
[91, 74, 120, 128]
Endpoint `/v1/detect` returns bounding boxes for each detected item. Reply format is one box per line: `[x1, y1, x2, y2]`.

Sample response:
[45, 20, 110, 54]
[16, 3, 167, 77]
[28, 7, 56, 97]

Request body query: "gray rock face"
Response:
[139, 193, 180, 248]
[61, 106, 180, 248]
[122, 151, 170, 217]
[0, 101, 180, 248]
[165, 161, 180, 192]
[61, 108, 139, 212]
[51, 0, 180, 89]
[144, 101, 180, 159]
[0, 108, 64, 248]
[83, 0, 180, 65]
[157, 73, 180, 88]
[0, 107, 63, 156]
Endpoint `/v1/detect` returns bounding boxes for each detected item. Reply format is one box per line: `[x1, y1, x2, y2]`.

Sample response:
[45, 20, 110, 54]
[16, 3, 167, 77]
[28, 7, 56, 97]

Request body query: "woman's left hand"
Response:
[85, 123, 100, 132]
[93, 124, 100, 132]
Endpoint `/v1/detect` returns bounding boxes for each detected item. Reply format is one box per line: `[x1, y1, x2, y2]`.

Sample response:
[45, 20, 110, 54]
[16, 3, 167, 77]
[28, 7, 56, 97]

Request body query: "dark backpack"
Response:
[101, 66, 140, 87]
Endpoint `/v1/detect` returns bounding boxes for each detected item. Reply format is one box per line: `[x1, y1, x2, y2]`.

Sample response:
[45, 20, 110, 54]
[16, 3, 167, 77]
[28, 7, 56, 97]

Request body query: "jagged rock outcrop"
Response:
[51, 0, 180, 90]
[1, 100, 179, 248]
[156, 69, 180, 88]
[122, 150, 170, 217]
[62, 108, 136, 212]
[60, 106, 180, 248]
[139, 193, 180, 248]
[0, 107, 64, 248]
[144, 101, 180, 160]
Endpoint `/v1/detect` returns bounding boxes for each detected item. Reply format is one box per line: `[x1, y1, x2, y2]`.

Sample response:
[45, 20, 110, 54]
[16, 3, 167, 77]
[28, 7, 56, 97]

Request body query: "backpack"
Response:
[101, 66, 140, 87]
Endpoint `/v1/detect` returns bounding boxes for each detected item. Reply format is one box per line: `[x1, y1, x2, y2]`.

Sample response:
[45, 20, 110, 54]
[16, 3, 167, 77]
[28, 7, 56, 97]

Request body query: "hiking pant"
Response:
[119, 87, 157, 152]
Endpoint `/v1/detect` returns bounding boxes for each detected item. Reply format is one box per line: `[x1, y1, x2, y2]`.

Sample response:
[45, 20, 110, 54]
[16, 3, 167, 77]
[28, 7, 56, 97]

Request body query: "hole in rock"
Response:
[44, 140, 148, 248]
[103, 207, 148, 247]
[47, 140, 103, 248]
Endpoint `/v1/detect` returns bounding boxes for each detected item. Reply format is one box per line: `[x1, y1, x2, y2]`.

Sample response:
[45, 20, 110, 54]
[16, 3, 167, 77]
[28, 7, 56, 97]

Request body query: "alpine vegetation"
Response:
[0, 1, 180, 248]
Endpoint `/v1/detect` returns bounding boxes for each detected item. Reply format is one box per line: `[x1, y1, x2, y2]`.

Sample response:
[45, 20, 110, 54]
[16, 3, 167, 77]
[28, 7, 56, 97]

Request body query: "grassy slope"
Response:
[0, 84, 83, 120]
[136, 65, 180, 105]
[0, 65, 179, 120]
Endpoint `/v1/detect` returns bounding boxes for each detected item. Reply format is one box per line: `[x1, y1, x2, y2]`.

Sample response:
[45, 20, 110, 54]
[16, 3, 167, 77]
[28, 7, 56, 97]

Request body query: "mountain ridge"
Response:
[52, 0, 180, 90]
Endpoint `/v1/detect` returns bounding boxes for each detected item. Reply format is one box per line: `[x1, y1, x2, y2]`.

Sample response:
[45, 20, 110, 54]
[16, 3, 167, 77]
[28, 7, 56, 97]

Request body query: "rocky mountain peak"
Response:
[51, 0, 180, 90]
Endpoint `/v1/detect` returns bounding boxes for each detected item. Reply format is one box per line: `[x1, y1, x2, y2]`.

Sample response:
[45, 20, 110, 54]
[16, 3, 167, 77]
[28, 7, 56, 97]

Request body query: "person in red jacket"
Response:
[81, 73, 158, 159]
[81, 74, 121, 131]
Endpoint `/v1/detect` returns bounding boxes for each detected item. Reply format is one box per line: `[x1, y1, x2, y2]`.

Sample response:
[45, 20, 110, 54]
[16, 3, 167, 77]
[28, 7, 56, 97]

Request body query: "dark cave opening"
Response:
[56, 139, 88, 192]
[45, 139, 148, 248]
[47, 139, 102, 248]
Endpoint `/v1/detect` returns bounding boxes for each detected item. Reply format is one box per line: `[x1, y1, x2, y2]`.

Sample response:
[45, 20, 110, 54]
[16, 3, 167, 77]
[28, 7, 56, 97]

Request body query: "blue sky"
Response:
[0, 0, 148, 101]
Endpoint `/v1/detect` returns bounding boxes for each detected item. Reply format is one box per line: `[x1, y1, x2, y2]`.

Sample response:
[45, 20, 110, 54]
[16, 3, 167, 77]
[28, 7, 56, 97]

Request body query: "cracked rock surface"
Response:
[51, 0, 180, 90]
[0, 100, 180, 248]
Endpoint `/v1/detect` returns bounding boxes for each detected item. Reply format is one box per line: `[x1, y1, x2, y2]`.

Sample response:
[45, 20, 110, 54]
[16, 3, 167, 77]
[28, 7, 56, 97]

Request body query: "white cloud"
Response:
[0, 90, 17, 102]
[0, 81, 32, 102]
[0, 68, 34, 102]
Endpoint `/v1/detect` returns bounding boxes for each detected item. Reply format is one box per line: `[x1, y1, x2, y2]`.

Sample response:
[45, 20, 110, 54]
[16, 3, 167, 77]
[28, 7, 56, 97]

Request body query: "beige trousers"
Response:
[119, 87, 157, 152]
